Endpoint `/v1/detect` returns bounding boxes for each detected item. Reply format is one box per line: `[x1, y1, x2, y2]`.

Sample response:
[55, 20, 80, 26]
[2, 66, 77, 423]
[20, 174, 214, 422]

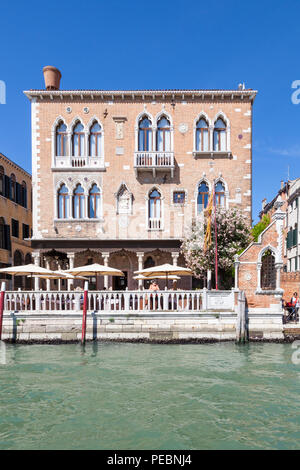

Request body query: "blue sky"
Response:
[0, 0, 299, 223]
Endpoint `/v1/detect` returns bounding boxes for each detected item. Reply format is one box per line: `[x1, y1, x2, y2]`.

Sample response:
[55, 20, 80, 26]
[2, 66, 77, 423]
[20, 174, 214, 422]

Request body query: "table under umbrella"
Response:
[64, 263, 124, 290]
[134, 263, 192, 288]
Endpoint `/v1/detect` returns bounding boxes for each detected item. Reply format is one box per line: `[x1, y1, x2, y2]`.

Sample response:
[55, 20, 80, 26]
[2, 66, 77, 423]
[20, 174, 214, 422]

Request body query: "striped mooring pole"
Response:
[81, 281, 89, 345]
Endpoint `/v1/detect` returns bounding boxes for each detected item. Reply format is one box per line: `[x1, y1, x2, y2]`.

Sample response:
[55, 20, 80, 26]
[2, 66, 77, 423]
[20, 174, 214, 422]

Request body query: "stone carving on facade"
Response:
[113, 116, 127, 140]
[115, 183, 133, 215]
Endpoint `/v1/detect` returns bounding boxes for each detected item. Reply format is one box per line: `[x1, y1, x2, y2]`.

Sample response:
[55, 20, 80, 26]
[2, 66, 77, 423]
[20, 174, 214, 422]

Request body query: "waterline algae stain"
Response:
[0, 342, 299, 450]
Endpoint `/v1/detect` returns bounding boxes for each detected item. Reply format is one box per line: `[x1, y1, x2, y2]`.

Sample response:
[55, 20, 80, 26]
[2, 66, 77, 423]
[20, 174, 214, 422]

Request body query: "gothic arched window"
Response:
[56, 121, 67, 156]
[213, 118, 226, 151]
[138, 117, 152, 151]
[215, 181, 225, 207]
[58, 184, 70, 219]
[88, 184, 101, 218]
[197, 182, 209, 213]
[148, 189, 162, 229]
[196, 118, 209, 152]
[72, 122, 85, 156]
[157, 117, 171, 152]
[73, 184, 85, 219]
[89, 121, 103, 157]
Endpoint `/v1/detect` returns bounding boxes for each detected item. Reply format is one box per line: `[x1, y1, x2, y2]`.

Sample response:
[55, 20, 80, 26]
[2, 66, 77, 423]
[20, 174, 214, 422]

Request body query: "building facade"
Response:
[0, 152, 32, 288]
[24, 67, 256, 290]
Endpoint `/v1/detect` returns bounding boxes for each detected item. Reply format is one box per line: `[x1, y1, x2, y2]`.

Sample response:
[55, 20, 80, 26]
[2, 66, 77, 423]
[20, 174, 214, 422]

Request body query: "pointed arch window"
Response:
[89, 121, 103, 157]
[197, 182, 209, 213]
[72, 122, 85, 156]
[148, 189, 162, 229]
[58, 184, 70, 219]
[138, 117, 152, 151]
[73, 184, 85, 219]
[88, 184, 101, 219]
[196, 118, 209, 151]
[213, 118, 226, 151]
[56, 122, 67, 156]
[215, 181, 225, 207]
[157, 117, 171, 152]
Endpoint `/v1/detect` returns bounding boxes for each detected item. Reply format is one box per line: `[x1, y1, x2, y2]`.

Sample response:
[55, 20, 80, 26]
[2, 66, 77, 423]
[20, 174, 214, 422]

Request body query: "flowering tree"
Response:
[182, 207, 251, 281]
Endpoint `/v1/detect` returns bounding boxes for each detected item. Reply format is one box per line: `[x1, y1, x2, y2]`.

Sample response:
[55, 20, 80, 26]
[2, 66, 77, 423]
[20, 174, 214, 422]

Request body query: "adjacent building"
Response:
[0, 152, 32, 288]
[24, 66, 256, 290]
[260, 178, 300, 273]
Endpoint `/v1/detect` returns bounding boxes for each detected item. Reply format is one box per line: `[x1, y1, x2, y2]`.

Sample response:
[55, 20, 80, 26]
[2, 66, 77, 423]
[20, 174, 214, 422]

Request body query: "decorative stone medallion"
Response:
[178, 123, 188, 134]
[245, 273, 252, 281]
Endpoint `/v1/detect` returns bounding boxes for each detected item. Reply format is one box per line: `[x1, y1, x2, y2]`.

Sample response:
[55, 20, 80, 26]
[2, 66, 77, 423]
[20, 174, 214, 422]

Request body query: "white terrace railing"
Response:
[134, 151, 174, 168]
[3, 290, 236, 314]
[53, 155, 105, 170]
[134, 152, 175, 177]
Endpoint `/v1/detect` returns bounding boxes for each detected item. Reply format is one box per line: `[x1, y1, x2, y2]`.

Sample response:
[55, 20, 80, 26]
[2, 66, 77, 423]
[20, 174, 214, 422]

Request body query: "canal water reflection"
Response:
[0, 342, 299, 450]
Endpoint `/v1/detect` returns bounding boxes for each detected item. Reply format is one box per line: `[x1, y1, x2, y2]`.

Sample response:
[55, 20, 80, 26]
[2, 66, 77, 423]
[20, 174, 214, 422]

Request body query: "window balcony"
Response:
[148, 217, 163, 230]
[52, 155, 105, 171]
[134, 152, 175, 178]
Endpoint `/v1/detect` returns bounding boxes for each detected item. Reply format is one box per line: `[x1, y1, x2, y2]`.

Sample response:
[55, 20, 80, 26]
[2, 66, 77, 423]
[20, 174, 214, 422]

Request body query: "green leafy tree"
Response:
[182, 208, 251, 285]
[251, 214, 271, 242]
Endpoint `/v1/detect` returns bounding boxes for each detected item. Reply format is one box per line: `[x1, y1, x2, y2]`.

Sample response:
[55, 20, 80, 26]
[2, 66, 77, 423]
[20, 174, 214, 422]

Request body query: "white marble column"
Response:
[102, 252, 110, 289]
[32, 251, 41, 291]
[57, 264, 61, 291]
[46, 259, 51, 291]
[67, 252, 75, 290]
[256, 262, 262, 291]
[234, 255, 240, 290]
[136, 252, 144, 289]
[171, 252, 179, 266]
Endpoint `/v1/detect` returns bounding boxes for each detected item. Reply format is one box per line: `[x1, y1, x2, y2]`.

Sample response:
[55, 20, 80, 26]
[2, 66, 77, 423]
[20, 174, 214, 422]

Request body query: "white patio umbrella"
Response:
[134, 263, 192, 288]
[30, 272, 89, 290]
[64, 263, 124, 290]
[133, 274, 181, 281]
[0, 264, 70, 290]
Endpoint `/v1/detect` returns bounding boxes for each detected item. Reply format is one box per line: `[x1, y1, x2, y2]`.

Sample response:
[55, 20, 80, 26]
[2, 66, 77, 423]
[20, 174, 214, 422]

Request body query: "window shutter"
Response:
[4, 225, 11, 251]
[4, 175, 10, 199]
[16, 183, 21, 205]
[23, 188, 27, 208]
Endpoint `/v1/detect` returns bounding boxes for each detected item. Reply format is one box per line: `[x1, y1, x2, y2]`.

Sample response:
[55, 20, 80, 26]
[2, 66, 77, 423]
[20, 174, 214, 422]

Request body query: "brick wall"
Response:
[281, 272, 300, 301]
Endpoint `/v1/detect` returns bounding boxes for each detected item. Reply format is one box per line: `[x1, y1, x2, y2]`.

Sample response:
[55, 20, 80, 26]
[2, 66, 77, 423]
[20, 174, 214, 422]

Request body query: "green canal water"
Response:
[0, 341, 300, 450]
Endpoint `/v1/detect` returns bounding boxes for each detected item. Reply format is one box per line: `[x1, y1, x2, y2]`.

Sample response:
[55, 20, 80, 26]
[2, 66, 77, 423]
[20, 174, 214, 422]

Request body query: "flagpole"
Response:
[213, 179, 218, 290]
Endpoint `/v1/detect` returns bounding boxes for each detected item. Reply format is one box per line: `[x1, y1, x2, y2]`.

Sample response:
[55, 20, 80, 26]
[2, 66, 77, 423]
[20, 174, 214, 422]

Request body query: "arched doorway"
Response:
[261, 250, 276, 290]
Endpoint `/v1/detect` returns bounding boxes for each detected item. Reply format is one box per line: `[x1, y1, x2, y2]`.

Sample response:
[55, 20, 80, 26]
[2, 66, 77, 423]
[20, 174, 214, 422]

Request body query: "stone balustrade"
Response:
[3, 289, 236, 314]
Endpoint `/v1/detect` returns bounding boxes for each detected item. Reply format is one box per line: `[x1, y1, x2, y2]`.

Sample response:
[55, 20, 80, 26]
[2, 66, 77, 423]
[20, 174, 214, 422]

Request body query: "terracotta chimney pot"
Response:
[43, 66, 62, 90]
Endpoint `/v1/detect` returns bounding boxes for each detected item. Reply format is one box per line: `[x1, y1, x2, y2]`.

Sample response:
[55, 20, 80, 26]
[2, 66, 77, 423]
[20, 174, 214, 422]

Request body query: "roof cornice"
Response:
[24, 89, 257, 102]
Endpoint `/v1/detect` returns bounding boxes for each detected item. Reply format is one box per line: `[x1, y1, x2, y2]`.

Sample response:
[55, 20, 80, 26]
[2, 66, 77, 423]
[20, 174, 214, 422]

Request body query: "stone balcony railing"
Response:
[52, 155, 105, 171]
[4, 289, 236, 314]
[134, 151, 175, 177]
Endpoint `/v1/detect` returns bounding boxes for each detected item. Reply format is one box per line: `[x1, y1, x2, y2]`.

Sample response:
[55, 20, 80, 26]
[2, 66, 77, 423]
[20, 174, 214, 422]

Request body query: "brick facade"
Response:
[25, 71, 256, 289]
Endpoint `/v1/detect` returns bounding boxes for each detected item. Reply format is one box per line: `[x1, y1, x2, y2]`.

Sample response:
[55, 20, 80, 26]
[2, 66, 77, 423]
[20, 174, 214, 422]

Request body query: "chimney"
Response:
[262, 198, 267, 210]
[43, 66, 62, 90]
[280, 180, 284, 189]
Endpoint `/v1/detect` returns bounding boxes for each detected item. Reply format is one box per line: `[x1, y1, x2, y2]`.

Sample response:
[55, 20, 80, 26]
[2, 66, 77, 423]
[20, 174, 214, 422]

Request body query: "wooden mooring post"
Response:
[236, 290, 248, 343]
